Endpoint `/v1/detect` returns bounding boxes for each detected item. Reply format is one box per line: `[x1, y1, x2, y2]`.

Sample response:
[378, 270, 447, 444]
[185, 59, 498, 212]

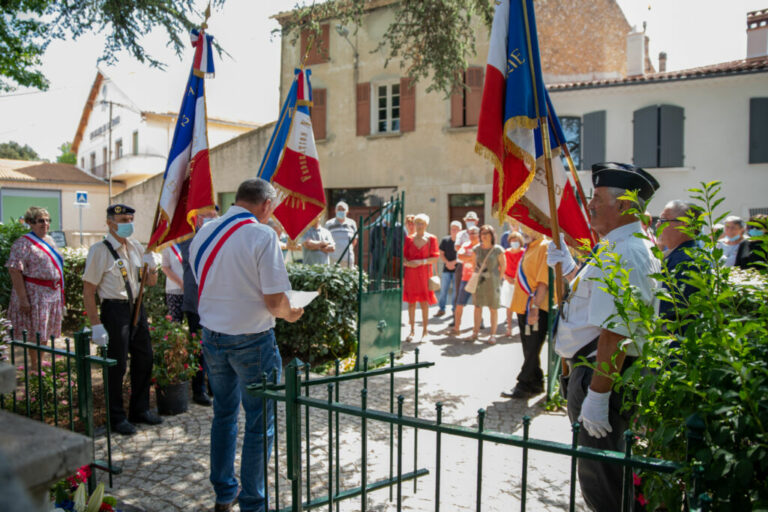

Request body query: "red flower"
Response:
[165, 315, 173, 321]
[637, 493, 647, 506]
[198, 365, 203, 371]
[183, 363, 189, 369]
[100, 503, 114, 511]
[633, 472, 641, 486]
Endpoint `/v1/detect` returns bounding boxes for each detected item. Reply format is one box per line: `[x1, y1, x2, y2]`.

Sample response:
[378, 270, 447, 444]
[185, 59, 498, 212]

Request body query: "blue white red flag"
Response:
[148, 30, 216, 251]
[191, 28, 215, 78]
[258, 68, 326, 240]
[475, 0, 592, 247]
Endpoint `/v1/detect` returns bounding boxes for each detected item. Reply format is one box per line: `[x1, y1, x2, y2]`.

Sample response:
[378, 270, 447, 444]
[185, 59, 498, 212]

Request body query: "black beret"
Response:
[107, 204, 136, 216]
[591, 162, 660, 201]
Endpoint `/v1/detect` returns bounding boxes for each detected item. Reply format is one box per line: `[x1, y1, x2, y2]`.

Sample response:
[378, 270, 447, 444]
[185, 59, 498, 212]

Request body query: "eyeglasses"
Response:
[33, 218, 51, 225]
[655, 217, 681, 225]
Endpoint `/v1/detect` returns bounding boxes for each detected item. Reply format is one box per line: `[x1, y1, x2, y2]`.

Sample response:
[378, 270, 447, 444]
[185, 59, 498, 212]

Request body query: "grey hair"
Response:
[665, 200, 696, 219]
[336, 201, 349, 212]
[235, 178, 276, 205]
[604, 186, 646, 212]
[450, 220, 462, 229]
[724, 215, 745, 229]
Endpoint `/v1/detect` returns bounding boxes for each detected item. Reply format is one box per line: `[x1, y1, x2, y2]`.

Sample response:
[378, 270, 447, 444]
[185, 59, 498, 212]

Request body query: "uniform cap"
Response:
[107, 204, 136, 216]
[591, 162, 660, 201]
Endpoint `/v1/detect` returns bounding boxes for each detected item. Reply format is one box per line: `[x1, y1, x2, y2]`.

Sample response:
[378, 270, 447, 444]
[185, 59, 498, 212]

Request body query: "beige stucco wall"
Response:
[113, 123, 276, 245]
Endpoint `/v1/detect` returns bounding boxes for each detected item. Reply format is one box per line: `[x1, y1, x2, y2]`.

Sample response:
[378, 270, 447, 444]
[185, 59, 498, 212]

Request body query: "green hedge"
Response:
[275, 263, 361, 364]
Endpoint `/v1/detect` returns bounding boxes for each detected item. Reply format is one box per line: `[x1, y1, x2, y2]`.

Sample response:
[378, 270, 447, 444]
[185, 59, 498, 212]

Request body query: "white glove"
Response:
[91, 324, 109, 347]
[547, 234, 577, 275]
[142, 253, 157, 266]
[578, 389, 613, 438]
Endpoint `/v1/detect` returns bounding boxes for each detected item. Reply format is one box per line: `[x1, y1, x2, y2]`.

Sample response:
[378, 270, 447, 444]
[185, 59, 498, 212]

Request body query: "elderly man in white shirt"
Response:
[190, 178, 303, 512]
[547, 162, 661, 512]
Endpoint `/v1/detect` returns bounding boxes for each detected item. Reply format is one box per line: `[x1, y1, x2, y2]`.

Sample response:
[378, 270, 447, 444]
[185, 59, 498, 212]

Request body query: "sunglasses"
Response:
[33, 218, 51, 225]
[655, 217, 682, 225]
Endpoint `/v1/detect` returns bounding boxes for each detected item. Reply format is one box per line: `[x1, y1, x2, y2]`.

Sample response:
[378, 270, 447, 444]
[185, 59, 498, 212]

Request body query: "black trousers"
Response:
[566, 363, 634, 512]
[515, 310, 549, 393]
[100, 300, 153, 424]
[185, 311, 207, 395]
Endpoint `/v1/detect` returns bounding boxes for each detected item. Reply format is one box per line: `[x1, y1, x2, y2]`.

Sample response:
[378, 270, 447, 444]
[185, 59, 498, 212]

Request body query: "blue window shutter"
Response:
[633, 105, 659, 167]
[750, 98, 768, 164]
[659, 105, 684, 167]
[582, 110, 606, 170]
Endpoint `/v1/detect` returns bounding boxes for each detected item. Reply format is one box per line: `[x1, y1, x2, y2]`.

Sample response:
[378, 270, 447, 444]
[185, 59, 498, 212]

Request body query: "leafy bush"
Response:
[589, 182, 768, 509]
[149, 314, 200, 386]
[0, 221, 29, 307]
[275, 263, 361, 365]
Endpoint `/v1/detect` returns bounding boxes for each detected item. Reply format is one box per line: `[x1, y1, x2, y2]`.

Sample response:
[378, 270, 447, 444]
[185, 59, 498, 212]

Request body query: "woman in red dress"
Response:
[403, 214, 439, 342]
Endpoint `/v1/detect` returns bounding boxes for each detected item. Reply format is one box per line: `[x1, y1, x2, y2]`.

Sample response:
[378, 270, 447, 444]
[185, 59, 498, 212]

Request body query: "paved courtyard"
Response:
[95, 305, 587, 511]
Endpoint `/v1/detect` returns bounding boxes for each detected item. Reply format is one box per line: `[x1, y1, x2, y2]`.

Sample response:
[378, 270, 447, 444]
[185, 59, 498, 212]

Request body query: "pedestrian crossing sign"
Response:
[75, 191, 88, 206]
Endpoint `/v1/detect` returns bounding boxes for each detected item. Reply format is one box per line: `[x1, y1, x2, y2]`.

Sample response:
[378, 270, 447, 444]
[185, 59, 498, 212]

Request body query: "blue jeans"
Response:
[437, 271, 456, 311]
[202, 328, 282, 512]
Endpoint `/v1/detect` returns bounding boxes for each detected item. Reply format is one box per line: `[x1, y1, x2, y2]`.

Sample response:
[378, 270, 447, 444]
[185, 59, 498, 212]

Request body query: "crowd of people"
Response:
[4, 165, 768, 511]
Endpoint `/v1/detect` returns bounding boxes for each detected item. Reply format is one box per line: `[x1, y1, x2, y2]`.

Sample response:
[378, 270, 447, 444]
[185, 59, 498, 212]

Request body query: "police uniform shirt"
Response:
[189, 206, 292, 335]
[555, 221, 660, 359]
[83, 233, 144, 300]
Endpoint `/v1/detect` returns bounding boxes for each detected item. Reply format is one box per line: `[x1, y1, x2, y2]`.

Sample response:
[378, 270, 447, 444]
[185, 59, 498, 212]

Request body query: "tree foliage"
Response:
[56, 142, 76, 164]
[278, 0, 494, 95]
[0, 140, 40, 160]
[0, 0, 223, 92]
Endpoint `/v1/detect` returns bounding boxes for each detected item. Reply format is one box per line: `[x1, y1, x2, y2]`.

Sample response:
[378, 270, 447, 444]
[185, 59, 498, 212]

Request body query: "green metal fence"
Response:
[249, 353, 713, 512]
[0, 329, 120, 489]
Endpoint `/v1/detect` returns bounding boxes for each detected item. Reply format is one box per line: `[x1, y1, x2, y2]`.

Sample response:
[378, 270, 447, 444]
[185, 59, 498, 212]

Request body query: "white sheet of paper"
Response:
[286, 290, 319, 309]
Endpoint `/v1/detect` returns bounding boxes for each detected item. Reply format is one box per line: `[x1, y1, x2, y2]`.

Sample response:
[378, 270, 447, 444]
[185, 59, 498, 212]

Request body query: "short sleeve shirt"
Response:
[161, 245, 184, 294]
[83, 233, 144, 301]
[326, 217, 357, 265]
[511, 239, 552, 314]
[439, 236, 458, 273]
[555, 222, 660, 359]
[190, 206, 292, 335]
[302, 226, 335, 265]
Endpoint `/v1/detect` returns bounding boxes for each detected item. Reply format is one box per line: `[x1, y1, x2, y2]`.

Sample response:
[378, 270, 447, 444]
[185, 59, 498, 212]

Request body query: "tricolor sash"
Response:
[193, 212, 258, 300]
[23, 233, 65, 303]
[516, 254, 533, 316]
[170, 243, 183, 265]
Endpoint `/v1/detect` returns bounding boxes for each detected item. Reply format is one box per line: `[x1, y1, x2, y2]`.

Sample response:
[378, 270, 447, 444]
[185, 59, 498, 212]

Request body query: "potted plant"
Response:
[149, 315, 200, 415]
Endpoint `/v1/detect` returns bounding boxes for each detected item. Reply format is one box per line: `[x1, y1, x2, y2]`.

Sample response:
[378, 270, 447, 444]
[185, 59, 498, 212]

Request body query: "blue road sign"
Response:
[75, 191, 88, 205]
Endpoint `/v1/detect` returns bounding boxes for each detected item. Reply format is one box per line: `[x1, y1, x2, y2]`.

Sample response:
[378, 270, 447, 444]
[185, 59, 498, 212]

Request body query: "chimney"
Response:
[658, 52, 667, 72]
[626, 28, 646, 76]
[747, 9, 768, 58]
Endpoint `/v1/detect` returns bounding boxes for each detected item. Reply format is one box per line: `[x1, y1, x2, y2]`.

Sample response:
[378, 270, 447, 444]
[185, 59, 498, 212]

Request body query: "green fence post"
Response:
[74, 330, 95, 492]
[686, 413, 707, 508]
[286, 358, 304, 512]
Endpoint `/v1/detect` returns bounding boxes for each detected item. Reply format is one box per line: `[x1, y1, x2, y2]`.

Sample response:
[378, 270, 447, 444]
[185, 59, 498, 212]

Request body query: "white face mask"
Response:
[509, 241, 521, 250]
[465, 221, 477, 229]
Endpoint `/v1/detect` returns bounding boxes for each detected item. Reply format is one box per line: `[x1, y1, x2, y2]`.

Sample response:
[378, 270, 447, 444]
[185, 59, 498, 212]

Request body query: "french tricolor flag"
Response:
[148, 30, 216, 251]
[258, 68, 326, 240]
[475, 0, 592, 247]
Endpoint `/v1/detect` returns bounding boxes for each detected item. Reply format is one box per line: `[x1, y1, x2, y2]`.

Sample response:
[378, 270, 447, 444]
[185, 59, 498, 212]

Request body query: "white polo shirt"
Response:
[555, 221, 660, 359]
[189, 206, 292, 335]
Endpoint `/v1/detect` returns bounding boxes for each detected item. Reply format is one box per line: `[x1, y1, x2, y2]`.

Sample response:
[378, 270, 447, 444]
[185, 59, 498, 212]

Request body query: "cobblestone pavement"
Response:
[95, 305, 587, 511]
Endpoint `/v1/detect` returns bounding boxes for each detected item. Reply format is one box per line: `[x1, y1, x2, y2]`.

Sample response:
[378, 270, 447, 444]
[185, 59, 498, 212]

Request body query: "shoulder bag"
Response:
[464, 248, 493, 295]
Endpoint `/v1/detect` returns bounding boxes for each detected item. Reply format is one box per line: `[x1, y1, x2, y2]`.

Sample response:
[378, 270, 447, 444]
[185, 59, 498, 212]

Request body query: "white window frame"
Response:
[370, 81, 401, 135]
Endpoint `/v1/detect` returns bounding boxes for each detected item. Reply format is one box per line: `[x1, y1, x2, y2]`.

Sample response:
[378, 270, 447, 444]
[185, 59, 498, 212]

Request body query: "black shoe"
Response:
[129, 410, 164, 425]
[112, 419, 137, 436]
[501, 387, 535, 399]
[193, 391, 212, 406]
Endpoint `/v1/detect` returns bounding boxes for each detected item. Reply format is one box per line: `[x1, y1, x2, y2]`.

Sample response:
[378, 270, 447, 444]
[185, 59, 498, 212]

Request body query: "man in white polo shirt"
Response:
[190, 178, 303, 512]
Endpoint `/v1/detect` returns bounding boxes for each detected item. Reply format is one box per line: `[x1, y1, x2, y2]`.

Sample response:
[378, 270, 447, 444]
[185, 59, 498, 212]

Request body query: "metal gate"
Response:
[355, 192, 405, 366]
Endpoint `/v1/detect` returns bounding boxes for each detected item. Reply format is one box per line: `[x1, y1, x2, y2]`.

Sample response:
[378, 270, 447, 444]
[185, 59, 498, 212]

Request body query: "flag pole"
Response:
[520, 0, 564, 300]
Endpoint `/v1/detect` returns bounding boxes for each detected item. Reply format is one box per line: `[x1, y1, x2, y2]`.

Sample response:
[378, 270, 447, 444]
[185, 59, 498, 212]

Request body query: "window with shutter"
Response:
[582, 110, 605, 170]
[370, 80, 408, 134]
[311, 88, 327, 140]
[300, 24, 330, 66]
[356, 82, 370, 136]
[633, 104, 685, 168]
[449, 67, 484, 128]
[400, 77, 415, 132]
[749, 98, 768, 164]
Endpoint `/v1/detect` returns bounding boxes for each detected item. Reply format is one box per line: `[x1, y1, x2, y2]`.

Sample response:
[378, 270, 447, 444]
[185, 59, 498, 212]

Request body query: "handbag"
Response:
[464, 249, 493, 295]
[428, 275, 441, 292]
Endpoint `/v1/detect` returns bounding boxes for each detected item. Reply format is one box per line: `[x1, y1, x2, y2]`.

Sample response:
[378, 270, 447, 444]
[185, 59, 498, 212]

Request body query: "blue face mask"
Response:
[748, 228, 764, 238]
[202, 217, 215, 225]
[725, 234, 741, 242]
[115, 222, 134, 238]
[336, 211, 346, 220]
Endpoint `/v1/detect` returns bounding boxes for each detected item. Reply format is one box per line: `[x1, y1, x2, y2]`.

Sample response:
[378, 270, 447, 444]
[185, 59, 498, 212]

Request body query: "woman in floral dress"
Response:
[6, 207, 64, 366]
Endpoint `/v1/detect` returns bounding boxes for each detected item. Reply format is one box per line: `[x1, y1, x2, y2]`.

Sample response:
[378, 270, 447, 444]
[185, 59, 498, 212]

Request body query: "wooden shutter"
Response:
[465, 67, 484, 126]
[582, 110, 606, 170]
[301, 23, 330, 66]
[356, 82, 370, 136]
[450, 79, 464, 128]
[400, 77, 415, 132]
[311, 88, 327, 140]
[633, 105, 659, 168]
[658, 104, 684, 167]
[750, 98, 768, 164]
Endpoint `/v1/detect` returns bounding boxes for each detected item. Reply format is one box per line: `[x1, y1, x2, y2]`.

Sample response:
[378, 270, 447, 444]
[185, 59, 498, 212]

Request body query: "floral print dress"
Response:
[5, 235, 64, 341]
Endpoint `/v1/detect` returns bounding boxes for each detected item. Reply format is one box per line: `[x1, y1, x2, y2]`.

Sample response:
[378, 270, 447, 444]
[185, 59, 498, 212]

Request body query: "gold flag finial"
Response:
[202, 1, 211, 30]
